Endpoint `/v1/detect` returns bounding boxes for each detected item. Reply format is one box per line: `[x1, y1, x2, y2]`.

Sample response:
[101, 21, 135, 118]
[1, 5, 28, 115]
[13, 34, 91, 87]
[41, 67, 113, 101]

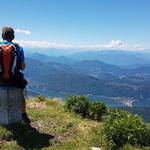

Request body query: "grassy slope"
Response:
[0, 98, 101, 150]
[0, 97, 149, 150]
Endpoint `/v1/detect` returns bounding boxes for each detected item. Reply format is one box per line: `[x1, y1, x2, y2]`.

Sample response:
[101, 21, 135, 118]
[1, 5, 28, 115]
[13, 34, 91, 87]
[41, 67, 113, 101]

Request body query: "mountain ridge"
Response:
[24, 56, 150, 103]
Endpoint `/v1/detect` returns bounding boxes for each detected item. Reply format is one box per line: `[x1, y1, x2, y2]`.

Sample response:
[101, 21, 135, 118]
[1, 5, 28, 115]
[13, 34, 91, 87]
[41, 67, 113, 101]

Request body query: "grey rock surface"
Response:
[0, 87, 23, 124]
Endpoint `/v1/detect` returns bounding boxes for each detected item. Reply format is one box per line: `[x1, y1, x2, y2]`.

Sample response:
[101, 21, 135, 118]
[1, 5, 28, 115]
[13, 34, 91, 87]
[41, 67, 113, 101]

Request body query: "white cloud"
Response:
[79, 40, 128, 49]
[110, 40, 127, 48]
[15, 29, 31, 35]
[14, 39, 144, 51]
[14, 40, 72, 48]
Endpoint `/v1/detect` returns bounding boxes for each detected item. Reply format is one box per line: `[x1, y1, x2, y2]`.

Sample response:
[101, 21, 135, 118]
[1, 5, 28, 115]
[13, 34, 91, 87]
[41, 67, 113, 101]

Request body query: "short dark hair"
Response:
[2, 26, 15, 41]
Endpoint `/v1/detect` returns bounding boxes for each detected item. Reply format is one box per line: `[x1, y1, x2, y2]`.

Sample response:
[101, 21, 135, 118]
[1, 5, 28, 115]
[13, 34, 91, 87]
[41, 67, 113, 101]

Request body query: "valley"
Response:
[25, 50, 150, 108]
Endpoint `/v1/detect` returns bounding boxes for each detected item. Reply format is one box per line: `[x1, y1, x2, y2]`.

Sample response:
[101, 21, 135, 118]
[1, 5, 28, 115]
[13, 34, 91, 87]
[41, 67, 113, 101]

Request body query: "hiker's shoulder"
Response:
[13, 42, 24, 51]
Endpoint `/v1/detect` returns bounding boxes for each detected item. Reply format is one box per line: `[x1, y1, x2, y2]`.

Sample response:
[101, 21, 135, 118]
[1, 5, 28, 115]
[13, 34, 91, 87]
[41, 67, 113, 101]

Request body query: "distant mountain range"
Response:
[28, 53, 76, 64]
[25, 51, 150, 105]
[69, 50, 150, 67]
[27, 49, 150, 67]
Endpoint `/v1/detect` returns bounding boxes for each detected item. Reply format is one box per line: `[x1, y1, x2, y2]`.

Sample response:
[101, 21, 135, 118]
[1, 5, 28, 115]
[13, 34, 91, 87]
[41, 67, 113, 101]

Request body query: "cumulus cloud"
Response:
[14, 39, 143, 51]
[15, 29, 31, 35]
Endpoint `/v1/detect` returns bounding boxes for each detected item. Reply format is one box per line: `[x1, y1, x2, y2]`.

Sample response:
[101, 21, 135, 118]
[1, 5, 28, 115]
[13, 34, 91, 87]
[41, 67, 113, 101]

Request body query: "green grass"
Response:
[121, 145, 150, 150]
[0, 97, 101, 150]
[0, 97, 150, 150]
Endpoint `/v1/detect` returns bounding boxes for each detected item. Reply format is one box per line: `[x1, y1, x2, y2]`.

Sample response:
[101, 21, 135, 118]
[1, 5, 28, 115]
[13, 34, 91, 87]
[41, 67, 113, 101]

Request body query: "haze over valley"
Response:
[25, 49, 150, 108]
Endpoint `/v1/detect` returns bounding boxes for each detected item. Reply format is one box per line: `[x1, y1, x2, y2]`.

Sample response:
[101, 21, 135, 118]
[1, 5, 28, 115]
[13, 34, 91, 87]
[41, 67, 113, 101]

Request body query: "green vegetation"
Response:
[0, 96, 100, 150]
[102, 109, 150, 149]
[0, 96, 150, 150]
[65, 95, 89, 117]
[65, 95, 107, 120]
[88, 102, 107, 121]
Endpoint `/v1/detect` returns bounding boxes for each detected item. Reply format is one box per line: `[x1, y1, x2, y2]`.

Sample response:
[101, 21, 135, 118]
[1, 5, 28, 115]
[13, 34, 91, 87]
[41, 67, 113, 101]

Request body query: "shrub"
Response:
[65, 95, 89, 117]
[102, 109, 150, 149]
[88, 102, 107, 121]
[36, 95, 47, 102]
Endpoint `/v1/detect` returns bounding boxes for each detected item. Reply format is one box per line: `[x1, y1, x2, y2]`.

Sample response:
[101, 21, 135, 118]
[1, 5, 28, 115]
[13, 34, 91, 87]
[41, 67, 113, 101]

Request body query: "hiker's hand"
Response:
[20, 62, 26, 70]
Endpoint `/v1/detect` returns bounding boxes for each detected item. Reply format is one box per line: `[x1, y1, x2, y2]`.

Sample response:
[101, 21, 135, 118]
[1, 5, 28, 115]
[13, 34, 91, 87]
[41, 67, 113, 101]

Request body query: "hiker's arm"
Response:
[20, 62, 26, 70]
[18, 46, 25, 70]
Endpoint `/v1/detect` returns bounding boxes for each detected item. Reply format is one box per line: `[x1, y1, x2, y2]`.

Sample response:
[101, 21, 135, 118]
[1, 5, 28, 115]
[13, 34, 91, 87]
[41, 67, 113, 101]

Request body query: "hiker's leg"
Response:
[21, 93, 31, 124]
[22, 95, 26, 113]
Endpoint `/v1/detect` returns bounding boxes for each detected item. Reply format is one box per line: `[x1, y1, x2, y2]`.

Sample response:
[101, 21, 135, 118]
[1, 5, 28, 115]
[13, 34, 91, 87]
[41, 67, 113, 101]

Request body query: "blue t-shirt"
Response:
[0, 41, 25, 63]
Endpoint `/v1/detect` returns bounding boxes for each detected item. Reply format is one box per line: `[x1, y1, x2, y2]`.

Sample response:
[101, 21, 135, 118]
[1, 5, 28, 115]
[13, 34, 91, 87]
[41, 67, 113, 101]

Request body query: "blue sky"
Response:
[0, 0, 149, 50]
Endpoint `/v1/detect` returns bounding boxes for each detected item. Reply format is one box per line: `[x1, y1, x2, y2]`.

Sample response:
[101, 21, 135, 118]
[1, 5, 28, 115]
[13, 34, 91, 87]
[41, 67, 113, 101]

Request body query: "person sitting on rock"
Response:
[0, 26, 31, 124]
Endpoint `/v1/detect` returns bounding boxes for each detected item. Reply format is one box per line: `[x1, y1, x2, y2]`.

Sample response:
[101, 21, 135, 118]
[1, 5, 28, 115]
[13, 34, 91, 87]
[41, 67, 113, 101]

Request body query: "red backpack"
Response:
[0, 44, 18, 80]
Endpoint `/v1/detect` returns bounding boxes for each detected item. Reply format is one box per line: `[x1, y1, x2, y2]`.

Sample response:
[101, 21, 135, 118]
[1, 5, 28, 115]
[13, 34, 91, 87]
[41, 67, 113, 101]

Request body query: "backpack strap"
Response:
[10, 44, 18, 75]
[13, 43, 20, 74]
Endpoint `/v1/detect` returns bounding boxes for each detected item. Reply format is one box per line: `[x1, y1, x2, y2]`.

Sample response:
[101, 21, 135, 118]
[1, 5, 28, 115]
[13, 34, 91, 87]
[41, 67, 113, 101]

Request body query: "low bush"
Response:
[65, 95, 107, 120]
[65, 95, 89, 117]
[88, 102, 107, 121]
[102, 109, 150, 149]
[36, 95, 47, 102]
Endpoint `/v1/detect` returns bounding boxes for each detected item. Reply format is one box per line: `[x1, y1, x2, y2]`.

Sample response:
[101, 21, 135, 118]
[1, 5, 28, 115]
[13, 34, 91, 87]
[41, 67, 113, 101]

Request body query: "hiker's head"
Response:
[2, 26, 15, 41]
